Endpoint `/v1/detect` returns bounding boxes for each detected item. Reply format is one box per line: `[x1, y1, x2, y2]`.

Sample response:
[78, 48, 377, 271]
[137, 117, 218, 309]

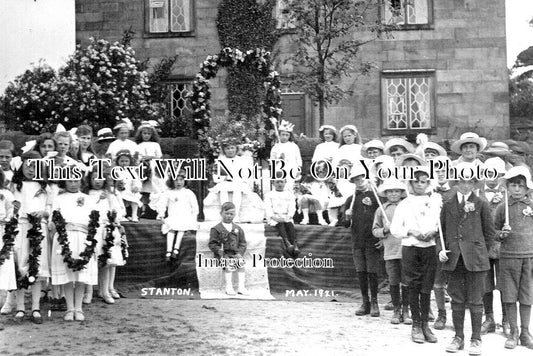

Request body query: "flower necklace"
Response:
[16, 214, 45, 289]
[98, 211, 128, 267]
[53, 210, 100, 272]
[0, 216, 19, 267]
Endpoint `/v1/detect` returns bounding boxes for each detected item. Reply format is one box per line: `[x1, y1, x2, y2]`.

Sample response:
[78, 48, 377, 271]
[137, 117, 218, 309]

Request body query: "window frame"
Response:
[380, 0, 434, 30]
[162, 77, 194, 125]
[144, 0, 195, 38]
[380, 69, 437, 136]
[273, 0, 297, 34]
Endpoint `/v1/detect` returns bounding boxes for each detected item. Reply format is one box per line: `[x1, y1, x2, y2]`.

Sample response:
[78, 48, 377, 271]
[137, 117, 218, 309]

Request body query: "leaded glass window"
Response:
[383, 0, 431, 26]
[148, 0, 193, 34]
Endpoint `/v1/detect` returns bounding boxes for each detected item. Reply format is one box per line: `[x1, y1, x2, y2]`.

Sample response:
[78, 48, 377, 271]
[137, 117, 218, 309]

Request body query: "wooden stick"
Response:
[504, 188, 510, 227]
[437, 215, 448, 254]
[369, 182, 390, 225]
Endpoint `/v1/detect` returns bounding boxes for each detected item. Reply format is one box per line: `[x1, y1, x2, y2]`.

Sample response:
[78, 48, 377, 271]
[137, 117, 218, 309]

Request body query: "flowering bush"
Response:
[2, 37, 156, 134]
[190, 47, 281, 158]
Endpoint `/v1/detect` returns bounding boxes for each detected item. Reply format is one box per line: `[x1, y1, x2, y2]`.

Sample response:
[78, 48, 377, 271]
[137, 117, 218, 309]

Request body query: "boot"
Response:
[237, 272, 249, 295]
[421, 321, 438, 343]
[370, 299, 380, 317]
[428, 307, 435, 322]
[433, 309, 446, 330]
[402, 304, 413, 325]
[520, 328, 533, 349]
[411, 321, 425, 343]
[355, 299, 370, 316]
[224, 273, 236, 295]
[505, 327, 520, 349]
[391, 306, 401, 324]
[480, 312, 496, 334]
[384, 300, 394, 311]
[502, 316, 511, 336]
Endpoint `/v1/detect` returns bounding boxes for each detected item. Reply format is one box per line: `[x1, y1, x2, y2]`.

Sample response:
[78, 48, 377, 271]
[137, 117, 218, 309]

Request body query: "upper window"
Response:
[145, 0, 194, 37]
[382, 0, 433, 29]
[381, 70, 436, 134]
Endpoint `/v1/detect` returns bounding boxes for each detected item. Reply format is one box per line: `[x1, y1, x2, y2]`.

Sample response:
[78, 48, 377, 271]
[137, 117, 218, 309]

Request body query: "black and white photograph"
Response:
[1, 0, 533, 354]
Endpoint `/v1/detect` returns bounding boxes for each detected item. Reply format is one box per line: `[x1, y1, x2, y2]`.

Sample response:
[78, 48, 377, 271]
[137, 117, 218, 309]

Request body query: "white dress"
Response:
[51, 192, 98, 285]
[332, 143, 364, 168]
[106, 139, 139, 160]
[115, 169, 143, 205]
[12, 182, 51, 279]
[312, 141, 339, 162]
[210, 155, 252, 194]
[88, 190, 126, 266]
[157, 188, 199, 234]
[0, 189, 16, 290]
[138, 141, 163, 194]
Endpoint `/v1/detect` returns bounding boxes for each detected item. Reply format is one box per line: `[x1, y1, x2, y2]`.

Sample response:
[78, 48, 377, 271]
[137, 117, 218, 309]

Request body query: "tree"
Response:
[510, 17, 533, 119]
[284, 0, 394, 126]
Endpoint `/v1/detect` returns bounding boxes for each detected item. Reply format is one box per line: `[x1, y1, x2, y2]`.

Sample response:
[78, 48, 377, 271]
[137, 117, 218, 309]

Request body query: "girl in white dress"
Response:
[312, 125, 339, 163]
[332, 125, 364, 168]
[86, 166, 126, 304]
[270, 120, 302, 190]
[157, 174, 199, 261]
[50, 175, 97, 321]
[106, 119, 139, 161]
[0, 170, 16, 294]
[114, 150, 142, 222]
[135, 121, 163, 217]
[7, 151, 51, 323]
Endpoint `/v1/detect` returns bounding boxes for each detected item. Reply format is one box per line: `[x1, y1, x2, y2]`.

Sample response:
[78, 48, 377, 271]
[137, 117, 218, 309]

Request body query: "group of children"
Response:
[325, 126, 533, 354]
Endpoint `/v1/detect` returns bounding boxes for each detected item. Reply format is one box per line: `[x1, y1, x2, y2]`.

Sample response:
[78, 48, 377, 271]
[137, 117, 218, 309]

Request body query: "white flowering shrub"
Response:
[2, 37, 156, 134]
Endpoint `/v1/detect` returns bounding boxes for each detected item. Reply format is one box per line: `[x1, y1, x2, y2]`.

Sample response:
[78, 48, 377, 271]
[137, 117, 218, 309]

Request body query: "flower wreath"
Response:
[16, 215, 45, 289]
[98, 211, 129, 267]
[190, 47, 282, 158]
[0, 216, 19, 267]
[52, 210, 100, 272]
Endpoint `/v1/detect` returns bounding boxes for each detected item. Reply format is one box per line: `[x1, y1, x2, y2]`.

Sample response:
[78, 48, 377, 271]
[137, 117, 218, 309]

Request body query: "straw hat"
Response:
[96, 128, 116, 142]
[450, 132, 487, 154]
[396, 153, 427, 167]
[484, 142, 510, 156]
[423, 142, 447, 157]
[113, 118, 134, 131]
[362, 139, 385, 153]
[349, 164, 368, 180]
[501, 166, 533, 190]
[484, 157, 506, 175]
[377, 179, 407, 197]
[384, 138, 414, 155]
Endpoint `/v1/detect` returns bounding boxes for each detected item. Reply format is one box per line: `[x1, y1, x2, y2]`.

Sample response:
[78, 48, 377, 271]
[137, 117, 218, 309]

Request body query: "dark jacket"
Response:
[343, 188, 379, 249]
[439, 192, 495, 272]
[208, 222, 246, 258]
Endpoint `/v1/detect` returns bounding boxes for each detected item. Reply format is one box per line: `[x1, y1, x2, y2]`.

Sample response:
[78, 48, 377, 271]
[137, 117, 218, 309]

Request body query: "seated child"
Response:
[208, 202, 248, 296]
[293, 175, 328, 225]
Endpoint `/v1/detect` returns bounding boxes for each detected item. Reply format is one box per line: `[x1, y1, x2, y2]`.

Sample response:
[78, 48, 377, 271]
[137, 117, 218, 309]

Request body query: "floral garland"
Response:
[120, 226, 129, 262]
[98, 211, 129, 267]
[0, 216, 19, 267]
[189, 47, 282, 158]
[52, 210, 100, 272]
[16, 215, 45, 289]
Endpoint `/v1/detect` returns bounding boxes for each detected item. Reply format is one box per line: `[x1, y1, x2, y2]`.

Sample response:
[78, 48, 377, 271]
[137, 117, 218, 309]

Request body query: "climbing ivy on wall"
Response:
[216, 0, 278, 119]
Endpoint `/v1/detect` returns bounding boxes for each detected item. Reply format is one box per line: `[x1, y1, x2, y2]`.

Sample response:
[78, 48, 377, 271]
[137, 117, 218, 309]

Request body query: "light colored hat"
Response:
[318, 125, 336, 132]
[377, 179, 407, 197]
[55, 123, 66, 133]
[138, 120, 160, 131]
[384, 138, 414, 155]
[450, 132, 488, 154]
[484, 142, 510, 156]
[349, 164, 368, 180]
[278, 120, 295, 132]
[372, 155, 395, 169]
[113, 118, 134, 131]
[423, 142, 447, 157]
[484, 157, 506, 175]
[396, 153, 427, 167]
[502, 166, 533, 189]
[21, 140, 37, 154]
[96, 128, 116, 142]
[339, 125, 359, 134]
[362, 139, 385, 152]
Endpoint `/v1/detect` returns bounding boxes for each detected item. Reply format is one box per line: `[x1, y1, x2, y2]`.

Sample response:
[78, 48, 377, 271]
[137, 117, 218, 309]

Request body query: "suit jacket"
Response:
[208, 222, 246, 257]
[439, 192, 495, 272]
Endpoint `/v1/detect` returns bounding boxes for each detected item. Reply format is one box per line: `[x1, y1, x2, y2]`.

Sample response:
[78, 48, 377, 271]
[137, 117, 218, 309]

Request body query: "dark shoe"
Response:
[468, 339, 482, 355]
[421, 321, 438, 343]
[57, 297, 67, 312]
[520, 328, 533, 349]
[411, 321, 425, 344]
[428, 308, 435, 322]
[355, 301, 370, 316]
[30, 310, 43, 324]
[504, 328, 519, 349]
[480, 314, 495, 334]
[391, 306, 401, 325]
[370, 299, 380, 317]
[434, 310, 447, 330]
[384, 300, 394, 311]
[402, 305, 413, 325]
[445, 336, 465, 353]
[293, 243, 300, 257]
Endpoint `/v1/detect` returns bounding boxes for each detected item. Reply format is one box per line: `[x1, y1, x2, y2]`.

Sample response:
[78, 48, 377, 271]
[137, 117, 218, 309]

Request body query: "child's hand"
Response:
[383, 222, 391, 234]
[156, 214, 164, 221]
[438, 250, 450, 262]
[408, 229, 423, 240]
[100, 192, 108, 200]
[132, 186, 139, 193]
[12, 200, 21, 214]
[374, 240, 384, 249]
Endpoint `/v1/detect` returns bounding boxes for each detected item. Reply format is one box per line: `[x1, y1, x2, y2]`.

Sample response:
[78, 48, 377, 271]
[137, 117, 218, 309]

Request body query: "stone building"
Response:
[75, 0, 509, 140]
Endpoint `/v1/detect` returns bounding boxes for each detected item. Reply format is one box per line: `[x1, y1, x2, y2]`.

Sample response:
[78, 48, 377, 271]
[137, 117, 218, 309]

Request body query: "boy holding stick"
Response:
[494, 166, 533, 349]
